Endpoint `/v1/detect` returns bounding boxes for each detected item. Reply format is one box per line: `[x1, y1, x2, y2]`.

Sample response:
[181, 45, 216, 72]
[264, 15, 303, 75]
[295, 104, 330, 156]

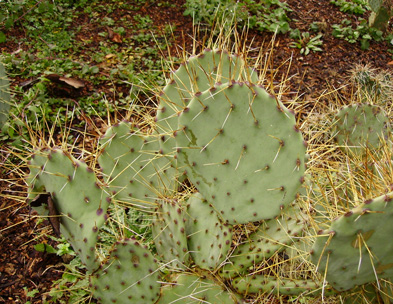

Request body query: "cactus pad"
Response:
[232, 274, 327, 296]
[176, 82, 306, 224]
[158, 273, 237, 303]
[152, 199, 190, 269]
[98, 121, 178, 209]
[0, 62, 10, 129]
[156, 48, 258, 157]
[27, 148, 110, 271]
[90, 238, 161, 304]
[185, 192, 233, 271]
[332, 104, 388, 155]
[221, 202, 309, 278]
[311, 191, 393, 291]
[369, 0, 383, 11]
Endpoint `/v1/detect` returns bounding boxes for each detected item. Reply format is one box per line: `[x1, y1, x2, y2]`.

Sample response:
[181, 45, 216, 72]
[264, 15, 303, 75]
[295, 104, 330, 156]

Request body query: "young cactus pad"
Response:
[176, 82, 306, 224]
[185, 192, 233, 271]
[27, 148, 110, 271]
[151, 199, 190, 269]
[0, 62, 10, 129]
[98, 121, 178, 209]
[90, 238, 161, 304]
[332, 104, 388, 155]
[311, 191, 393, 291]
[156, 48, 258, 157]
[158, 273, 238, 303]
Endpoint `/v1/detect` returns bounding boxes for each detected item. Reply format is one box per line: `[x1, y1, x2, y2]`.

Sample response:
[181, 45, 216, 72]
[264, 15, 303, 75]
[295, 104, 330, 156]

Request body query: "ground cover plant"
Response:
[2, 0, 393, 303]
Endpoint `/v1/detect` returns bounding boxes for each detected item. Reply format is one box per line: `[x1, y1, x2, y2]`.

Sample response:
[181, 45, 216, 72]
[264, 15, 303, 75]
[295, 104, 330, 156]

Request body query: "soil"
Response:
[1, 0, 393, 303]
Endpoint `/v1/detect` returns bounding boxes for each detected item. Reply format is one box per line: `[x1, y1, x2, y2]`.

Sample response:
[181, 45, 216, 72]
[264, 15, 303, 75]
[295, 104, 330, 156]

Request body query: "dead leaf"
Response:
[45, 74, 85, 89]
[106, 26, 122, 43]
[59, 76, 85, 89]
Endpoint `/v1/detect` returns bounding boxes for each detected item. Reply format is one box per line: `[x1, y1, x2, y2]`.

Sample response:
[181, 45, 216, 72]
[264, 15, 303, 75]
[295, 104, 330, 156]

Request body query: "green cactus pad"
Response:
[98, 121, 178, 209]
[311, 191, 393, 291]
[369, 0, 383, 12]
[152, 199, 190, 269]
[369, 5, 391, 31]
[185, 192, 233, 271]
[90, 238, 161, 304]
[156, 48, 258, 158]
[332, 104, 388, 155]
[220, 202, 309, 279]
[176, 82, 306, 224]
[0, 62, 10, 129]
[158, 273, 238, 303]
[232, 274, 329, 296]
[27, 148, 110, 271]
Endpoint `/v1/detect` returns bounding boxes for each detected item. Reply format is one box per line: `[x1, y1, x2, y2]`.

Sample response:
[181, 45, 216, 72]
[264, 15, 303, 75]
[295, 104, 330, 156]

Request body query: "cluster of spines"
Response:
[98, 121, 178, 209]
[332, 103, 389, 156]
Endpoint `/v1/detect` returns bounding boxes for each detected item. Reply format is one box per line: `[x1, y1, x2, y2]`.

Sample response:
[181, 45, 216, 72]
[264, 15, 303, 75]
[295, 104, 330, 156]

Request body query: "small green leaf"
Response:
[0, 32, 6, 43]
[26, 288, 39, 298]
[62, 272, 78, 283]
[34, 243, 57, 254]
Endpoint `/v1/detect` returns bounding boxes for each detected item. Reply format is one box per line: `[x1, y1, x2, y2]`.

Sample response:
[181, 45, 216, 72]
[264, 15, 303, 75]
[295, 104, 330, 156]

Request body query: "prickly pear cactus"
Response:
[158, 273, 238, 303]
[311, 191, 393, 291]
[351, 65, 393, 105]
[98, 121, 178, 209]
[90, 238, 161, 304]
[220, 202, 309, 278]
[176, 82, 306, 224]
[151, 198, 190, 269]
[27, 148, 110, 271]
[185, 192, 233, 271]
[332, 104, 388, 156]
[0, 62, 10, 129]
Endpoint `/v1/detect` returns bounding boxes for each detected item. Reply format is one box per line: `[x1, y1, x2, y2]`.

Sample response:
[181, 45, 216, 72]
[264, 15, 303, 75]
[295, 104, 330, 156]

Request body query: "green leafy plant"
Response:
[330, 0, 368, 15]
[332, 18, 383, 49]
[290, 30, 323, 55]
[183, 0, 292, 34]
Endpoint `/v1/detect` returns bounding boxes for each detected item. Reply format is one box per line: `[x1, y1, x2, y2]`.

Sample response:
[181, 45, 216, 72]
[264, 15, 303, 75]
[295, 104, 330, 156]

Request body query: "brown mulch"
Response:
[1, 0, 393, 303]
